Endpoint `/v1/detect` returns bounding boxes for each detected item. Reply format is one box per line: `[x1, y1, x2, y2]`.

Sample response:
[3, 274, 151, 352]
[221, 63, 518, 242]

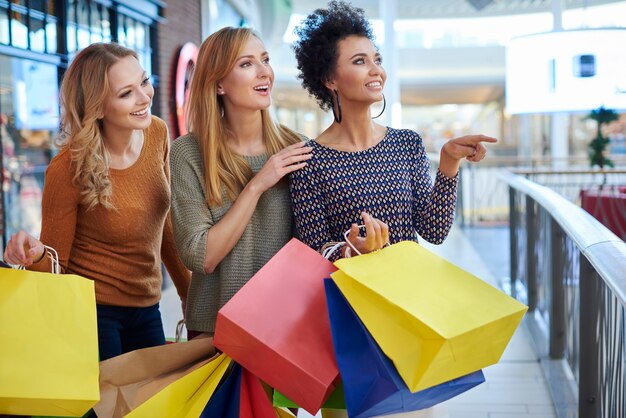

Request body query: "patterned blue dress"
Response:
[289, 127, 458, 254]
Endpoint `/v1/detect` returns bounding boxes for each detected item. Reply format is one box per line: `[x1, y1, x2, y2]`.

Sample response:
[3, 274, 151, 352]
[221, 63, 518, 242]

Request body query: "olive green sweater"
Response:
[170, 134, 293, 333]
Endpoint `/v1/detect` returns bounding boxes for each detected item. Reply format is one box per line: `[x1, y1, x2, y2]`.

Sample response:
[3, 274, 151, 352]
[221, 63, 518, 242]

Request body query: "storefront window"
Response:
[0, 1, 57, 53]
[118, 14, 151, 70]
[67, 0, 112, 53]
[0, 55, 59, 244]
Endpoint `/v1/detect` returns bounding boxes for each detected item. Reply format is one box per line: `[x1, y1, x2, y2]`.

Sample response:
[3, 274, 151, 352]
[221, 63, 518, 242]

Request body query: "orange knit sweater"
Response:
[30, 116, 190, 307]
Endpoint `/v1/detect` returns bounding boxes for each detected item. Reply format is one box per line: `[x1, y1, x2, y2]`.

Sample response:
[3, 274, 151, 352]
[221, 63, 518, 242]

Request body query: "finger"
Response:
[284, 162, 308, 173]
[378, 219, 390, 245]
[369, 216, 383, 249]
[283, 141, 312, 152]
[282, 153, 313, 166]
[361, 212, 377, 251]
[12, 235, 27, 262]
[346, 223, 360, 247]
[469, 135, 497, 145]
[281, 145, 313, 157]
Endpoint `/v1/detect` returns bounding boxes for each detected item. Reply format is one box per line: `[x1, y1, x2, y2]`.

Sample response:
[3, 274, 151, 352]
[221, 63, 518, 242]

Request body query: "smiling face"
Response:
[101, 55, 154, 133]
[327, 35, 386, 105]
[217, 35, 274, 113]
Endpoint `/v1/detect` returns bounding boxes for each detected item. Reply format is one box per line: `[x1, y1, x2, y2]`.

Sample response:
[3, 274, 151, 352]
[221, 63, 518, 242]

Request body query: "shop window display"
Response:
[0, 55, 58, 250]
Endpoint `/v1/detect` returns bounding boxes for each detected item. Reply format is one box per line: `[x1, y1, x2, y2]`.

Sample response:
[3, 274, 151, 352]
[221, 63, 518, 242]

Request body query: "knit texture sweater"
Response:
[290, 127, 458, 254]
[30, 116, 190, 307]
[170, 134, 293, 333]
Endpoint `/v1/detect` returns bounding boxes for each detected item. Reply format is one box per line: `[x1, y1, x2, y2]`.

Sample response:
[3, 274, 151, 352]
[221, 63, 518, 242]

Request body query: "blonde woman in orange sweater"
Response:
[3, 43, 191, 360]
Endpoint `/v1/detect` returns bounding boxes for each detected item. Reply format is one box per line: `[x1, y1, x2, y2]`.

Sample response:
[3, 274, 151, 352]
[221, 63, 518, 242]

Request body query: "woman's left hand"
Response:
[438, 134, 497, 178]
[442, 134, 497, 163]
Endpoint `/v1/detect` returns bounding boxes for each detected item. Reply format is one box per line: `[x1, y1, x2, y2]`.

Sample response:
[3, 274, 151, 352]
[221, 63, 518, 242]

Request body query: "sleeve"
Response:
[289, 161, 334, 255]
[160, 131, 191, 300]
[31, 155, 79, 274]
[411, 133, 459, 244]
[169, 138, 215, 274]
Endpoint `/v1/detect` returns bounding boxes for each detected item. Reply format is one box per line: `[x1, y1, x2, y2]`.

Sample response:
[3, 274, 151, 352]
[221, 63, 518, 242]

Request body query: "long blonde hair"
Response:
[57, 42, 138, 210]
[186, 27, 300, 208]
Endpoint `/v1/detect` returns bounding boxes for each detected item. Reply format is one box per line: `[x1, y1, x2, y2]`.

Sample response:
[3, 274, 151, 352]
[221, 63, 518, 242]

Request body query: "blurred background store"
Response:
[1, 2, 625, 416]
[1, 0, 625, 250]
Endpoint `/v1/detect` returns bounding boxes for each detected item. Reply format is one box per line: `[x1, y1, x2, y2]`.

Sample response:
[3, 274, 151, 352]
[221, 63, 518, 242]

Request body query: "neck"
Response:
[224, 109, 265, 156]
[101, 125, 136, 156]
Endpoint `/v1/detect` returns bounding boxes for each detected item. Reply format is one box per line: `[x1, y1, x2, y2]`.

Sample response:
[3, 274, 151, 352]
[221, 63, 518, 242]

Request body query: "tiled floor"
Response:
[160, 225, 557, 418]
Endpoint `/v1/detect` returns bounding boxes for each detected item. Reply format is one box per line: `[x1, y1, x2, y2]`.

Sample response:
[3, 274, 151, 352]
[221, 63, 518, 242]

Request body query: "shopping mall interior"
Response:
[1, 1, 625, 417]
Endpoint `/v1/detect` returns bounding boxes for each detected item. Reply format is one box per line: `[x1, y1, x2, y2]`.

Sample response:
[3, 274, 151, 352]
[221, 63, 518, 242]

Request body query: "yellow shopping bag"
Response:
[124, 352, 231, 417]
[95, 336, 218, 418]
[332, 241, 528, 393]
[0, 267, 99, 417]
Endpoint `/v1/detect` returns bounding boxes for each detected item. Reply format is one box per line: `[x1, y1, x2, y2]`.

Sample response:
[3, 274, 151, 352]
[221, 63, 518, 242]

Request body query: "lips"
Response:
[253, 83, 270, 92]
[130, 107, 149, 116]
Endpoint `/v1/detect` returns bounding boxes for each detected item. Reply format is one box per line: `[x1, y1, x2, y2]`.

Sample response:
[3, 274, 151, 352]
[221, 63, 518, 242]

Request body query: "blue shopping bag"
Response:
[200, 363, 242, 418]
[324, 279, 485, 418]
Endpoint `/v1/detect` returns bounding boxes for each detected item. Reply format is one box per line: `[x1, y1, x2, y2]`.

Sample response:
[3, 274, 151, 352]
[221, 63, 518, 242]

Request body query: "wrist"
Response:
[32, 248, 46, 264]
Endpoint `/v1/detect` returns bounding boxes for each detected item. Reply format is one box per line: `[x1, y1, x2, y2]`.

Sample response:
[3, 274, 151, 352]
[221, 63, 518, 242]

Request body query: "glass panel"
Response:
[10, 8, 28, 49]
[28, 0, 50, 15]
[0, 8, 9, 45]
[0, 55, 59, 242]
[45, 19, 57, 53]
[29, 16, 46, 53]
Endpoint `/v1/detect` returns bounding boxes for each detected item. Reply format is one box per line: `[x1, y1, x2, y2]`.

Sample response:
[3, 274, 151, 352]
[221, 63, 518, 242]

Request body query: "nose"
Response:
[257, 62, 272, 78]
[138, 86, 152, 103]
[368, 61, 381, 75]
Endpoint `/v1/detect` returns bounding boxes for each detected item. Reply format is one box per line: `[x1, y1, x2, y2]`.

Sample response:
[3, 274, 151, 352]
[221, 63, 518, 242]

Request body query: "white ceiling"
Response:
[270, 0, 624, 108]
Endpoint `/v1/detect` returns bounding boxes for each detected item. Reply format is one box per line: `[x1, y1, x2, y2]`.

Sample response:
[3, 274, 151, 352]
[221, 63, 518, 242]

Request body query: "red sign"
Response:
[172, 42, 198, 138]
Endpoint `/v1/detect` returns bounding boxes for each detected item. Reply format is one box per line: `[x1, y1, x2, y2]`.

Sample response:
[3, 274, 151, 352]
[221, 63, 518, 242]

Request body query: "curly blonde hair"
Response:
[57, 42, 138, 210]
[186, 27, 301, 208]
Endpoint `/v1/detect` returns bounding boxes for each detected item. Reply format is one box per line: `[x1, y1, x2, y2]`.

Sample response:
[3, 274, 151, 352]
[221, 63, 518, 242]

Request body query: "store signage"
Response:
[172, 42, 199, 137]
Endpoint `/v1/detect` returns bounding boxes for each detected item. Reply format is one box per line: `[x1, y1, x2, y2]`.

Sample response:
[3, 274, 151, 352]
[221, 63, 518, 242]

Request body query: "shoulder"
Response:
[171, 133, 200, 155]
[170, 133, 202, 169]
[146, 115, 168, 138]
[385, 128, 423, 152]
[45, 147, 72, 179]
[43, 148, 78, 192]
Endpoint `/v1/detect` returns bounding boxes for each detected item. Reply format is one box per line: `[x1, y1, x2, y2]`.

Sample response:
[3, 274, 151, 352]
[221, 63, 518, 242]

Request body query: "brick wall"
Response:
[156, 0, 202, 138]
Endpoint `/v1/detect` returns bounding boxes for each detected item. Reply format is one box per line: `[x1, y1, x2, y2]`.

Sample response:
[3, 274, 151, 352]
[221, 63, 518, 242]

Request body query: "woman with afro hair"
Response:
[290, 0, 497, 258]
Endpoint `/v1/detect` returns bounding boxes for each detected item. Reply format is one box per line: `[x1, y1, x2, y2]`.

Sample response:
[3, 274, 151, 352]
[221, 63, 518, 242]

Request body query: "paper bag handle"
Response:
[321, 224, 390, 259]
[16, 245, 60, 274]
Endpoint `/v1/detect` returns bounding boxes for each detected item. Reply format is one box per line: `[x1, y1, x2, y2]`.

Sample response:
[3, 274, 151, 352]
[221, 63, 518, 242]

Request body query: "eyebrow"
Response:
[237, 52, 269, 60]
[349, 52, 381, 60]
[116, 72, 147, 95]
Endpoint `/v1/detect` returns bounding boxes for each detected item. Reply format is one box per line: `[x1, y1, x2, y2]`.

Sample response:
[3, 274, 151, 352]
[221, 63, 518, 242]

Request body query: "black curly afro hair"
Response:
[293, 1, 375, 111]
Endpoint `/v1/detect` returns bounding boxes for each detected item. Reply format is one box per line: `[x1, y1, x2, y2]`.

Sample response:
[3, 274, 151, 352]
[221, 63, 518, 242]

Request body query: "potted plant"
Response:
[586, 106, 618, 169]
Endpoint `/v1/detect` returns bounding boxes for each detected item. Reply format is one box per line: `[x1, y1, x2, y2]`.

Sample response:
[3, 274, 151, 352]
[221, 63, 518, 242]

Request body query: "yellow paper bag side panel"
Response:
[332, 270, 446, 392]
[0, 399, 97, 417]
[0, 271, 99, 416]
[334, 241, 528, 337]
[125, 353, 231, 418]
[413, 309, 526, 391]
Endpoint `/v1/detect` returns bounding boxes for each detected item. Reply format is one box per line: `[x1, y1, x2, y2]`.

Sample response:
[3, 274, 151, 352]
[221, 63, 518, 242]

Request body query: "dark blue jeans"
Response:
[96, 303, 165, 361]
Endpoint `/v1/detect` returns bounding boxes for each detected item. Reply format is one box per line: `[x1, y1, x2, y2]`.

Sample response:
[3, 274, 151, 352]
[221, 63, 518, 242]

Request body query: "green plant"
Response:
[586, 106, 619, 169]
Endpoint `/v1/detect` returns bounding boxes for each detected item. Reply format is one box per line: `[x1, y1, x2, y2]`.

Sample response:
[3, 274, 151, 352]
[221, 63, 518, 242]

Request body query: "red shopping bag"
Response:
[214, 238, 339, 414]
[240, 368, 276, 418]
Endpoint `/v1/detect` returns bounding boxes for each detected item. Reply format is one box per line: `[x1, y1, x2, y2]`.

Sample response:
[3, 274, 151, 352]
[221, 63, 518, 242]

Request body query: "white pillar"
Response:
[379, 0, 401, 128]
[550, 0, 568, 167]
[551, 113, 569, 168]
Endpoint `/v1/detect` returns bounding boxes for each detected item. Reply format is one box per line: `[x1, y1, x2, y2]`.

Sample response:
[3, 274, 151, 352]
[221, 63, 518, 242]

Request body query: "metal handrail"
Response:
[500, 172, 626, 306]
[500, 170, 626, 418]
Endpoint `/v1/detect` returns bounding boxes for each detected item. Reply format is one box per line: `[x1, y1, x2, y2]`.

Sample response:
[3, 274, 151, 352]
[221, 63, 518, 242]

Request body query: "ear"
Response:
[216, 82, 225, 95]
[323, 78, 336, 91]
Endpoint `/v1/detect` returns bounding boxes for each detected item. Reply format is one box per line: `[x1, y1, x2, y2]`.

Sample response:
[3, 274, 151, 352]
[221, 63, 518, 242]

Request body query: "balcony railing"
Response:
[501, 171, 626, 418]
